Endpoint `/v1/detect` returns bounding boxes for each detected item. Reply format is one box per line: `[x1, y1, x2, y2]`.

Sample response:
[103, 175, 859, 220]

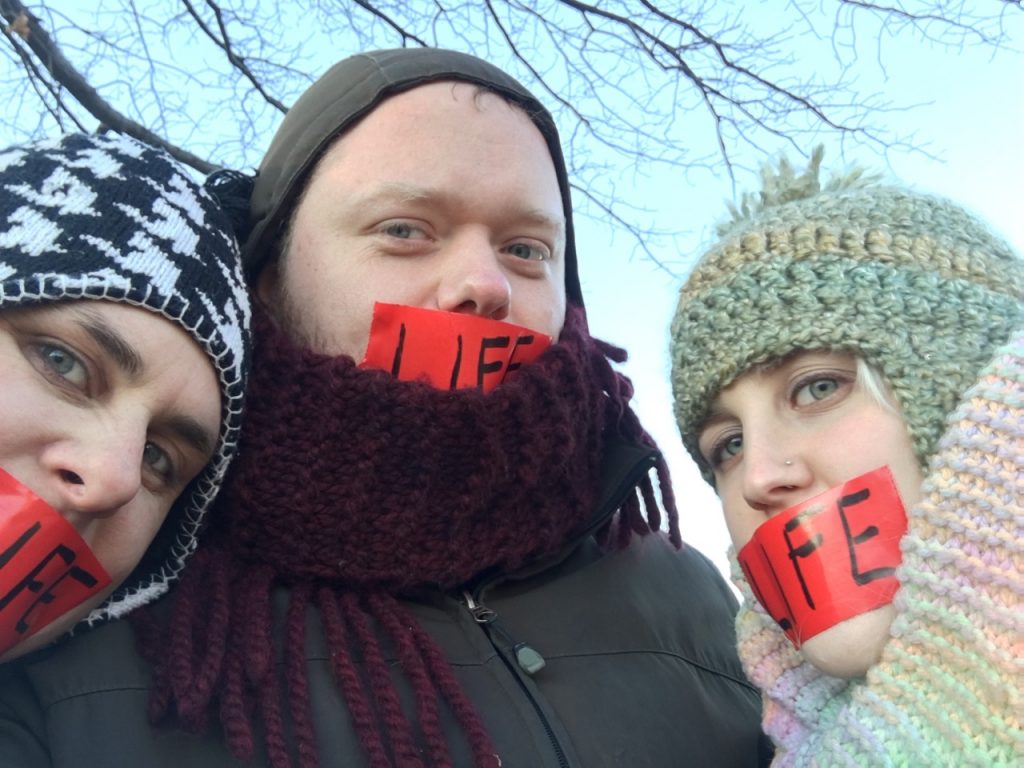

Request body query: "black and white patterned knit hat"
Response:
[0, 132, 251, 624]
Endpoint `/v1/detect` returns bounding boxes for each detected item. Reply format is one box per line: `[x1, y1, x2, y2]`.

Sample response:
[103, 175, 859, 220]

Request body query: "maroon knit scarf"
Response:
[137, 304, 679, 768]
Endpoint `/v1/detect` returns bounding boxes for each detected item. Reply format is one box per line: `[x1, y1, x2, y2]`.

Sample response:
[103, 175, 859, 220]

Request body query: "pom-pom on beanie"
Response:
[0, 132, 251, 624]
[670, 146, 1023, 481]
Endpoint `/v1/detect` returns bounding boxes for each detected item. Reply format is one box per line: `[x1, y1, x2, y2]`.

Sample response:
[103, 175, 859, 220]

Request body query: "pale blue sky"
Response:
[580, 26, 1024, 578]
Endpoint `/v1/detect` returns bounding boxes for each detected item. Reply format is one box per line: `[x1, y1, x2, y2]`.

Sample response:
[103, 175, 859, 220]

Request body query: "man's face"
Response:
[258, 81, 568, 360]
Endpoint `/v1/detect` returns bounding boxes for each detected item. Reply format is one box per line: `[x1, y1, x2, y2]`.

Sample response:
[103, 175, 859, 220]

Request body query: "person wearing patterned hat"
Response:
[670, 147, 1022, 765]
[0, 132, 250, 663]
[0, 50, 766, 767]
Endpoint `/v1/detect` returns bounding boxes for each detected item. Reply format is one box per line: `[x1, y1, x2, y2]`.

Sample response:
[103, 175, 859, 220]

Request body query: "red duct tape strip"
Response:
[0, 467, 111, 654]
[360, 303, 552, 393]
[737, 466, 906, 647]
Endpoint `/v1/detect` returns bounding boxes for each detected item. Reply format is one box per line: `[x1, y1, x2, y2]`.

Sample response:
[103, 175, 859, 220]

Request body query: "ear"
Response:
[255, 260, 281, 307]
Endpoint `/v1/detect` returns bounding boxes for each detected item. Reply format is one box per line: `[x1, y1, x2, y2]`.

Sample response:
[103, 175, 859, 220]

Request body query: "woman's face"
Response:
[697, 350, 923, 677]
[0, 302, 220, 660]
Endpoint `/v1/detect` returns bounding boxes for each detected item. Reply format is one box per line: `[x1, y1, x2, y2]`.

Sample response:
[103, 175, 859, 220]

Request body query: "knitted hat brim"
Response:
[672, 253, 1021, 479]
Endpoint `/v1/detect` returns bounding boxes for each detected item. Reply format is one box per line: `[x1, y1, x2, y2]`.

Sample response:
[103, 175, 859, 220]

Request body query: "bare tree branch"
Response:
[0, 0, 218, 171]
[570, 181, 675, 274]
[839, 0, 1001, 44]
[0, 0, 1017, 265]
[181, 0, 287, 113]
[352, 0, 430, 46]
[1, 20, 84, 132]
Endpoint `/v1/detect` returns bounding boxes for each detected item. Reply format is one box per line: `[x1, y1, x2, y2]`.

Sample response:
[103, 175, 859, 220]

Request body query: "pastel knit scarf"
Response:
[137, 304, 679, 768]
[734, 327, 1024, 766]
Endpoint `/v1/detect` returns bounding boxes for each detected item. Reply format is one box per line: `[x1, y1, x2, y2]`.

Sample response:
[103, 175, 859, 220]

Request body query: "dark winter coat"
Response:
[0, 439, 769, 767]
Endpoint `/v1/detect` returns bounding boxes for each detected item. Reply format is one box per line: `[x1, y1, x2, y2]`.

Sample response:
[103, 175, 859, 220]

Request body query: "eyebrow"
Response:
[166, 414, 217, 459]
[696, 409, 733, 436]
[75, 310, 144, 377]
[352, 182, 566, 233]
[516, 208, 567, 233]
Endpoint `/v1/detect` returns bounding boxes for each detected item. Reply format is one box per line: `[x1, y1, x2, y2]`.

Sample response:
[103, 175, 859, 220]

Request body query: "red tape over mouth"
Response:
[0, 467, 112, 655]
[359, 303, 552, 393]
[737, 466, 907, 647]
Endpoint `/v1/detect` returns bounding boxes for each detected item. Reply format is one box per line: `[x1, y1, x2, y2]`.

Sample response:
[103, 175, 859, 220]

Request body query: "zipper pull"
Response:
[513, 642, 546, 675]
[463, 590, 497, 623]
[462, 592, 546, 675]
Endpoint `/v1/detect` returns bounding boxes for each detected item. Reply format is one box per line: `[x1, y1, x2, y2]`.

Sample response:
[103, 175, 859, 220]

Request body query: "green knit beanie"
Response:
[670, 147, 1023, 481]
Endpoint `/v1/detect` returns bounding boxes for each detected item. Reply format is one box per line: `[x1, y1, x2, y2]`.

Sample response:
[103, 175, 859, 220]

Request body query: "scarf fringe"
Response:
[140, 552, 502, 768]
[589, 333, 682, 549]
[140, 488, 673, 767]
[597, 453, 681, 550]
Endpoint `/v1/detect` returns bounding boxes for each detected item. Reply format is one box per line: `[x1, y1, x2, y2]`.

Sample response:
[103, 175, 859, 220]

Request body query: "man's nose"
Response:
[437, 236, 512, 320]
[45, 429, 144, 519]
[740, 436, 812, 517]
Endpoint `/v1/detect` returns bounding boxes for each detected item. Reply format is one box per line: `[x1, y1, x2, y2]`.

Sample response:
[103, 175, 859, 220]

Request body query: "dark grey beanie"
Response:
[244, 47, 583, 307]
[0, 131, 251, 624]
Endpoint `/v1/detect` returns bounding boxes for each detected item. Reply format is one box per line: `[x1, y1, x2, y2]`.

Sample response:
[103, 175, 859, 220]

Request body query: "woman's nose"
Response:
[740, 438, 813, 517]
[45, 431, 143, 519]
[436, 237, 512, 320]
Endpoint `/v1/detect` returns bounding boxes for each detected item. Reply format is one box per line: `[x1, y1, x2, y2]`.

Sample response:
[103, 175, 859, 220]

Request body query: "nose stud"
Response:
[784, 459, 793, 466]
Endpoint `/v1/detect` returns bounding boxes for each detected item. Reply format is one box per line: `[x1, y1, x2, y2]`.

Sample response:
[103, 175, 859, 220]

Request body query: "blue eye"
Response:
[37, 343, 89, 389]
[504, 242, 548, 261]
[714, 434, 743, 465]
[383, 222, 414, 238]
[703, 432, 742, 468]
[142, 441, 174, 483]
[794, 376, 839, 405]
[379, 221, 430, 240]
[44, 345, 74, 373]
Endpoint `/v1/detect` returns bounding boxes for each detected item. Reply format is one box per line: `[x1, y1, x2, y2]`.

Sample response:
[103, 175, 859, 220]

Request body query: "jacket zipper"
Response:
[458, 444, 658, 768]
[462, 591, 570, 768]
